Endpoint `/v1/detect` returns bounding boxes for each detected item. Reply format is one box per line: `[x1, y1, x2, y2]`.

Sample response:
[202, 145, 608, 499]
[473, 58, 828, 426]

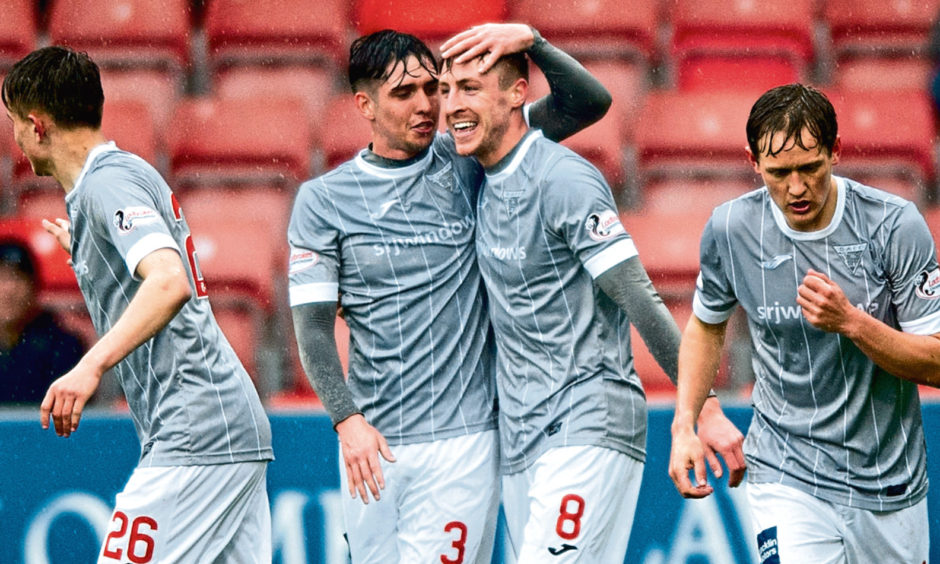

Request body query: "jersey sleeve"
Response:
[84, 169, 179, 278]
[692, 208, 738, 324]
[885, 203, 940, 335]
[541, 155, 637, 278]
[287, 178, 341, 307]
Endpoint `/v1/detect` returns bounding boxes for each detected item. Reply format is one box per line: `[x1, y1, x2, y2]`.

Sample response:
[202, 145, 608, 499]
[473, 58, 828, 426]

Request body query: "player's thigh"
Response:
[397, 430, 500, 564]
[844, 498, 928, 564]
[215, 462, 272, 564]
[747, 482, 845, 564]
[339, 443, 401, 564]
[515, 445, 643, 563]
[98, 461, 269, 564]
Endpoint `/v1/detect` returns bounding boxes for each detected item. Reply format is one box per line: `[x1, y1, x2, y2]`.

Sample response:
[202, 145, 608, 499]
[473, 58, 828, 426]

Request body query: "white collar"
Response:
[769, 175, 846, 241]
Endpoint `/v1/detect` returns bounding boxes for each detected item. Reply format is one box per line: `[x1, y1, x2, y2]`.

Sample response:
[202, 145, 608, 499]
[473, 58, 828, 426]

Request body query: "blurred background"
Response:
[4, 0, 940, 409]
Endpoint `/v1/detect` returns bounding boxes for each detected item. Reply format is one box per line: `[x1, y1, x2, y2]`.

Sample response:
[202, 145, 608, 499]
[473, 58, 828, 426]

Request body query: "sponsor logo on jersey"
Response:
[503, 190, 524, 216]
[585, 210, 624, 241]
[548, 544, 578, 556]
[833, 243, 867, 275]
[760, 254, 792, 270]
[71, 259, 89, 278]
[372, 215, 474, 256]
[756, 302, 802, 324]
[915, 267, 940, 300]
[113, 206, 159, 234]
[757, 526, 780, 564]
[288, 248, 319, 274]
[485, 246, 527, 261]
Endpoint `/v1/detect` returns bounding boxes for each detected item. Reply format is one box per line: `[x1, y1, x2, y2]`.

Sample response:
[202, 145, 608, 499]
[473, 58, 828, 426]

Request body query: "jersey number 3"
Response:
[170, 193, 209, 298]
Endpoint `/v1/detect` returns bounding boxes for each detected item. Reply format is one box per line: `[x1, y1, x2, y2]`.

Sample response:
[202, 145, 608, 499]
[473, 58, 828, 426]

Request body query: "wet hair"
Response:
[2, 46, 104, 129]
[746, 83, 837, 161]
[441, 51, 529, 90]
[348, 30, 439, 93]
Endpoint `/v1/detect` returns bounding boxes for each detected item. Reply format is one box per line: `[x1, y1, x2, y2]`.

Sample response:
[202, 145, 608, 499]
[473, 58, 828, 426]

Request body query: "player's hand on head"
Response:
[669, 425, 714, 499]
[40, 362, 101, 438]
[42, 218, 72, 254]
[696, 398, 747, 488]
[336, 414, 396, 505]
[440, 23, 535, 73]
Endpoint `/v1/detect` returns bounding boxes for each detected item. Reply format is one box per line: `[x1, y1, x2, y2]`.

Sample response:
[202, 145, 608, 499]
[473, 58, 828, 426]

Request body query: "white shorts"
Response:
[501, 445, 643, 563]
[747, 481, 929, 564]
[340, 429, 499, 564]
[97, 461, 270, 564]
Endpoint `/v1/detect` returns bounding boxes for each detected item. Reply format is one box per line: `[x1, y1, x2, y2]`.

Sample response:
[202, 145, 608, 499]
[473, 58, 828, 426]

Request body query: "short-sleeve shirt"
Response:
[475, 130, 647, 474]
[66, 143, 273, 467]
[287, 133, 497, 445]
[694, 176, 938, 511]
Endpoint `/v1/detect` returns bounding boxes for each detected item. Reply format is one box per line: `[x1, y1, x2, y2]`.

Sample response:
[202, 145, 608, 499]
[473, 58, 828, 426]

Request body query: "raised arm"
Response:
[41, 248, 190, 437]
[440, 23, 611, 141]
[291, 303, 395, 504]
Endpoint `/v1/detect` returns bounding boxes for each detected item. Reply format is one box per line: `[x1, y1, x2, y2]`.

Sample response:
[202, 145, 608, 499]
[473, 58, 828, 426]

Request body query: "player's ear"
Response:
[829, 135, 841, 165]
[27, 112, 48, 141]
[354, 91, 376, 121]
[745, 145, 760, 173]
[509, 78, 528, 109]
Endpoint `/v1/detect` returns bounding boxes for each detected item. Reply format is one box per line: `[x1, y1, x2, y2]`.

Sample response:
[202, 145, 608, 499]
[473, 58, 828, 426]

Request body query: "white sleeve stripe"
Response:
[126, 233, 180, 278]
[692, 292, 735, 324]
[584, 239, 638, 278]
[899, 309, 940, 335]
[289, 283, 340, 306]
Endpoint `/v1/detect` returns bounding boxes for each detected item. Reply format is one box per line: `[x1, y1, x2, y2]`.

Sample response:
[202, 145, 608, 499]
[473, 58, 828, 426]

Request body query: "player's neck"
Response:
[51, 129, 109, 193]
[478, 117, 528, 169]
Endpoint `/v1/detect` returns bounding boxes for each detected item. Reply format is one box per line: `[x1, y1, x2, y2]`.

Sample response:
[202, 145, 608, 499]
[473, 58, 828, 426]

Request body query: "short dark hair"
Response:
[746, 83, 837, 161]
[2, 46, 104, 129]
[348, 30, 439, 93]
[0, 240, 37, 280]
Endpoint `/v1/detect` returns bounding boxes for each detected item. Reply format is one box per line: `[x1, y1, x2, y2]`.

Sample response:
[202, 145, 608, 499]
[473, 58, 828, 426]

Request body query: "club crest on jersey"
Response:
[288, 248, 319, 274]
[585, 210, 624, 241]
[833, 243, 867, 275]
[915, 267, 940, 300]
[113, 206, 159, 234]
[427, 162, 455, 192]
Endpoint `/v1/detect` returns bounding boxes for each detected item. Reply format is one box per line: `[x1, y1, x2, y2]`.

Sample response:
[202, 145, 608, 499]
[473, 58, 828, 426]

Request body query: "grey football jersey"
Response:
[695, 176, 939, 511]
[475, 130, 647, 474]
[288, 133, 497, 445]
[65, 143, 273, 467]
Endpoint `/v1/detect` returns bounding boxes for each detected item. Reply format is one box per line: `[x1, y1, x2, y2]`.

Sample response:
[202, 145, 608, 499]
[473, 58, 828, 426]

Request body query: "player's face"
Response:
[749, 128, 841, 232]
[0, 264, 34, 328]
[440, 60, 518, 167]
[363, 56, 440, 160]
[4, 107, 53, 176]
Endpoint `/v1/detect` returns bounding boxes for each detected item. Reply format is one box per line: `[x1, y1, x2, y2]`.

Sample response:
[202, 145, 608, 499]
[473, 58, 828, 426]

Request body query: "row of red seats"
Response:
[4, 0, 937, 70]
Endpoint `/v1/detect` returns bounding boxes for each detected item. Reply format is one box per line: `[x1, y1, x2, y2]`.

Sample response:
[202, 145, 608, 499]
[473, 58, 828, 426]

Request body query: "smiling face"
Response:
[357, 55, 440, 160]
[749, 127, 841, 232]
[439, 57, 527, 167]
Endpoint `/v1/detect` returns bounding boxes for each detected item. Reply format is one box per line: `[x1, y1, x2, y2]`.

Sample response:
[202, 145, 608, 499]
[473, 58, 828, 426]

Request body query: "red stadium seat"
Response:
[167, 95, 313, 187]
[320, 95, 373, 171]
[0, 0, 35, 70]
[561, 115, 627, 201]
[825, 0, 940, 59]
[100, 68, 181, 145]
[215, 65, 339, 144]
[49, 0, 191, 72]
[354, 0, 507, 42]
[100, 100, 158, 167]
[638, 177, 757, 217]
[213, 304, 264, 385]
[826, 89, 936, 189]
[177, 185, 294, 242]
[670, 0, 815, 90]
[15, 188, 68, 220]
[633, 90, 757, 181]
[621, 210, 708, 298]
[582, 59, 648, 142]
[834, 57, 933, 93]
[180, 193, 287, 311]
[205, 0, 349, 69]
[677, 56, 801, 93]
[509, 0, 658, 63]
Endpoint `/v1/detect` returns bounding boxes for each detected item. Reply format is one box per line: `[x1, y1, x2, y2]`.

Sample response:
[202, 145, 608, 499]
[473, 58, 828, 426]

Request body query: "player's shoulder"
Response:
[842, 176, 913, 215]
[707, 187, 768, 230]
[297, 159, 358, 195]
